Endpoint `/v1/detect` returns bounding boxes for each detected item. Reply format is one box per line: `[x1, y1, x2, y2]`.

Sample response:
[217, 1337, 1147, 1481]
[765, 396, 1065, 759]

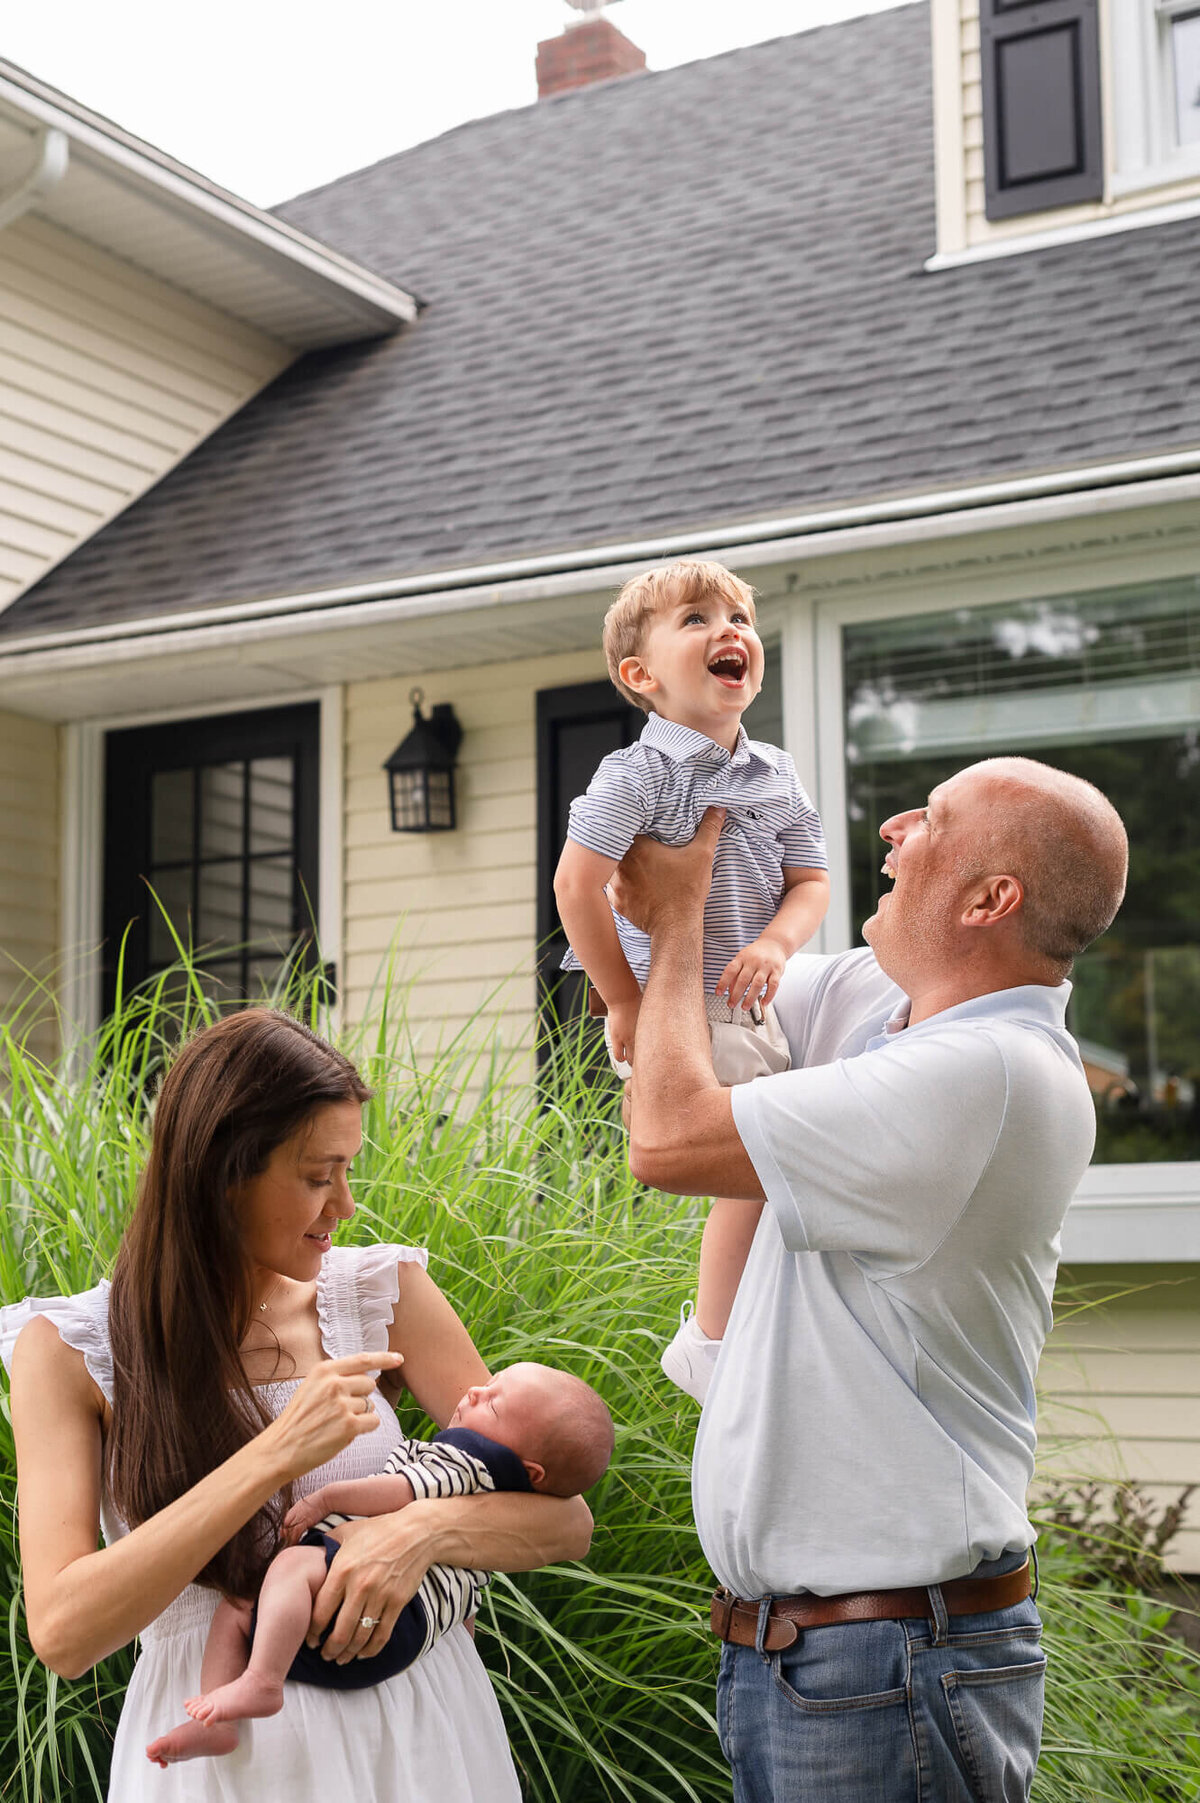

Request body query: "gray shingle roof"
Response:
[7, 2, 1200, 641]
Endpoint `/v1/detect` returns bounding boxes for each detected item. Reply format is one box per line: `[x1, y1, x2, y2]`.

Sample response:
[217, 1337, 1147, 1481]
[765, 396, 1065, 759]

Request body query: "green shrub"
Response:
[0, 960, 1198, 1799]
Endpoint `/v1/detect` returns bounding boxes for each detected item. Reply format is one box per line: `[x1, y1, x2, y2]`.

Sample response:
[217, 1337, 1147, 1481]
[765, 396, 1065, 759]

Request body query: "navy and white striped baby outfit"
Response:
[305, 1427, 532, 1679]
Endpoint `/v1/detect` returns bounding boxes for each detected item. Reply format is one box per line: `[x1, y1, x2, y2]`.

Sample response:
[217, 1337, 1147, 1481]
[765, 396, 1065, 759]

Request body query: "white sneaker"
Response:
[660, 1302, 722, 1405]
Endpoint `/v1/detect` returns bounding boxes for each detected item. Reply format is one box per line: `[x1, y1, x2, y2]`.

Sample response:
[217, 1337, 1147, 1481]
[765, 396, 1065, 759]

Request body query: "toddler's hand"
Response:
[607, 997, 640, 1067]
[283, 1491, 329, 1545]
[716, 936, 787, 1011]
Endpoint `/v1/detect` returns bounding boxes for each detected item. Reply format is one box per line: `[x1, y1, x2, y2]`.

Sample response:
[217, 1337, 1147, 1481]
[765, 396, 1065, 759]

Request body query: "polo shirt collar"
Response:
[913, 982, 1073, 1034]
[866, 979, 1073, 1053]
[640, 714, 757, 766]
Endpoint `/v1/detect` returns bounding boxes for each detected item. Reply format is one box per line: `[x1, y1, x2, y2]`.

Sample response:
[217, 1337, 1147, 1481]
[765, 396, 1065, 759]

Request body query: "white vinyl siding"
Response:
[0, 214, 291, 611]
[0, 708, 59, 1062]
[342, 649, 608, 1057]
[1039, 1267, 1200, 1573]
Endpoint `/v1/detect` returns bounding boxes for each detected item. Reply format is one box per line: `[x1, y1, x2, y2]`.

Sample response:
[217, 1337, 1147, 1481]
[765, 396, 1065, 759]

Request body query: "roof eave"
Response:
[3, 447, 1200, 669]
[0, 60, 418, 345]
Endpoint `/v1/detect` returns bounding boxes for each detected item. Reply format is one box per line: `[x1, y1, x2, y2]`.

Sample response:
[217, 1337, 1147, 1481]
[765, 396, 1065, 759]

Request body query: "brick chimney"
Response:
[536, 10, 647, 100]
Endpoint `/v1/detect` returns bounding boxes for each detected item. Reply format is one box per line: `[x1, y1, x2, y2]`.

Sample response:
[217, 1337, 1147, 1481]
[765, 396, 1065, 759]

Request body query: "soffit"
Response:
[0, 72, 417, 348]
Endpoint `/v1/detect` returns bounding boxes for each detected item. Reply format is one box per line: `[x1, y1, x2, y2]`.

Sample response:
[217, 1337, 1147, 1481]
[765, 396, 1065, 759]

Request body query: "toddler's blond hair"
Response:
[603, 560, 757, 712]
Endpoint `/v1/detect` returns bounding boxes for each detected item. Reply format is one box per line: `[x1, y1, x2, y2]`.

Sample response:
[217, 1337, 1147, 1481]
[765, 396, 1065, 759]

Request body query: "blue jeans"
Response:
[716, 1592, 1045, 1802]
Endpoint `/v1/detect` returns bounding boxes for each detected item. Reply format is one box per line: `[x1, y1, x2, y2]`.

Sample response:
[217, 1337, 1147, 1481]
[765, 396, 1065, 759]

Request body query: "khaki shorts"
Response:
[603, 992, 791, 1086]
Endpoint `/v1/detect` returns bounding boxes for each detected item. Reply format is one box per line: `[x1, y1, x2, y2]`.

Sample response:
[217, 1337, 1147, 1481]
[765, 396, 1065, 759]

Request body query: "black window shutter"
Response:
[980, 0, 1104, 221]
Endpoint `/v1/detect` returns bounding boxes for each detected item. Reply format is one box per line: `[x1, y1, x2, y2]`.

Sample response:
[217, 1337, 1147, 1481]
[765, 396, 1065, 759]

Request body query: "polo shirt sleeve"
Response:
[730, 1026, 1008, 1273]
[566, 749, 654, 862]
[776, 755, 828, 869]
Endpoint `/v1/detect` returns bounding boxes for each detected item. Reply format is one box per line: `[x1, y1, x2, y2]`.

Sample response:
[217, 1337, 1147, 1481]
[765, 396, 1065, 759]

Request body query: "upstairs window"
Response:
[1112, 0, 1200, 191]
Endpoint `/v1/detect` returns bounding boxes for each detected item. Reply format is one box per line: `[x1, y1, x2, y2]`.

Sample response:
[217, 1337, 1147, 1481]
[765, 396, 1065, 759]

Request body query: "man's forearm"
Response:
[631, 908, 718, 1134]
[612, 811, 766, 1199]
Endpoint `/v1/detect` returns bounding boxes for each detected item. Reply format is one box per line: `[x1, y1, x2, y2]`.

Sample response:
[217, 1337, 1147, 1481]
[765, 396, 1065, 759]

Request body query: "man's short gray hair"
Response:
[962, 758, 1128, 975]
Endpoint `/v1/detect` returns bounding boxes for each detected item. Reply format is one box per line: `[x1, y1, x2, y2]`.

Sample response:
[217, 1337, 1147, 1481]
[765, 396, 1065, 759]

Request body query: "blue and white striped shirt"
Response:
[562, 714, 827, 992]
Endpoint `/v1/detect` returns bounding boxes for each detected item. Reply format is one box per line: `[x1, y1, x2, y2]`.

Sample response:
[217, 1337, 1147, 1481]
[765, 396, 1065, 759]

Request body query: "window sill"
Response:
[1061, 1162, 1200, 1263]
[1110, 152, 1200, 201]
[926, 188, 1200, 271]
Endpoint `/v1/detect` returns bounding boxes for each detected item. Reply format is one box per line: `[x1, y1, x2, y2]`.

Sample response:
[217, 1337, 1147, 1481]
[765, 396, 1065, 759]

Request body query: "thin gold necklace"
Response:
[257, 1275, 284, 1313]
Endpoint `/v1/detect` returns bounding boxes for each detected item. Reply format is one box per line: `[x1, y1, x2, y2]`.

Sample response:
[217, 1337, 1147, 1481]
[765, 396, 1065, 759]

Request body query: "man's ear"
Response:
[618, 653, 657, 701]
[963, 874, 1024, 928]
[522, 1458, 546, 1492]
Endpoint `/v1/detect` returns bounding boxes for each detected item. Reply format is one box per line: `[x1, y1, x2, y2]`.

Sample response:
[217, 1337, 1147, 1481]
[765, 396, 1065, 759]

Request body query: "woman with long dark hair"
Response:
[1, 1008, 591, 1800]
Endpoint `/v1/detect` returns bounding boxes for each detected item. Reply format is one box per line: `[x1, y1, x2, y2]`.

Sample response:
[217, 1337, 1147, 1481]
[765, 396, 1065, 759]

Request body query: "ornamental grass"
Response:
[0, 955, 1197, 1800]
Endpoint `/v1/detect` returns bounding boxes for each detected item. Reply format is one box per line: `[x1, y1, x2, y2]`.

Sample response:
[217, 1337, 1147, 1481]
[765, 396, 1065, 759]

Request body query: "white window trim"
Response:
[805, 572, 1200, 1264]
[1111, 0, 1200, 194]
[59, 687, 343, 1043]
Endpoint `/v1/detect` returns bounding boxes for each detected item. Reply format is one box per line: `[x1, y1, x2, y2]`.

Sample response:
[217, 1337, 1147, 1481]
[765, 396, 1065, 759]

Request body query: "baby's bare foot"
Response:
[185, 1670, 285, 1726]
[145, 1718, 239, 1766]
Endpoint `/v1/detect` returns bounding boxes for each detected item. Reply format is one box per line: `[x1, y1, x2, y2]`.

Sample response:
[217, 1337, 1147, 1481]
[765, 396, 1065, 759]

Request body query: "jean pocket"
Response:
[771, 1620, 910, 1714]
[941, 1654, 1046, 1803]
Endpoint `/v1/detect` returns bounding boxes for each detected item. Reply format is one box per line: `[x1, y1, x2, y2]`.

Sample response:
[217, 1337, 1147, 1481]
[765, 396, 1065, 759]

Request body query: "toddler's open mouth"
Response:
[708, 647, 748, 685]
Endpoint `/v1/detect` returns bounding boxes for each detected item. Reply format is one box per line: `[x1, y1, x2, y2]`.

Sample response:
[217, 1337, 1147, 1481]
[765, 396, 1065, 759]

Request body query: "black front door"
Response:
[535, 680, 642, 1052]
[102, 704, 320, 1015]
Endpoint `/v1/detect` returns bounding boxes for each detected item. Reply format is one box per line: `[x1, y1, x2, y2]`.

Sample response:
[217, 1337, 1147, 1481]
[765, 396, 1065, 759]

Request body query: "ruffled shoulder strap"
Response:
[0, 1282, 115, 1403]
[316, 1243, 428, 1358]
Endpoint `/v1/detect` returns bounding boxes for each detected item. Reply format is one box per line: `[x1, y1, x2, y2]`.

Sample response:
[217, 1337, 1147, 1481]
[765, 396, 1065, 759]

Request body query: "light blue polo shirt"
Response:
[694, 947, 1096, 1598]
[563, 714, 826, 991]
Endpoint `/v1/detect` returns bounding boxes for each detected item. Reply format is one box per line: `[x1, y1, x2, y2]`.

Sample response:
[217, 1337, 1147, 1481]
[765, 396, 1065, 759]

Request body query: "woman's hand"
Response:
[266, 1351, 403, 1483]
[306, 1504, 435, 1664]
[306, 1488, 594, 1667]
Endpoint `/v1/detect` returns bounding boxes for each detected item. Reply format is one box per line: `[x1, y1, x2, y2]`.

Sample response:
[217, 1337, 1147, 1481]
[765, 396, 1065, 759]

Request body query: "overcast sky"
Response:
[3, 0, 907, 206]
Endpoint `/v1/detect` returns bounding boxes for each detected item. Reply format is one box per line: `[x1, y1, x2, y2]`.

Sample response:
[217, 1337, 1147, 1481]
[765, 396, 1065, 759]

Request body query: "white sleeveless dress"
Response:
[0, 1243, 522, 1803]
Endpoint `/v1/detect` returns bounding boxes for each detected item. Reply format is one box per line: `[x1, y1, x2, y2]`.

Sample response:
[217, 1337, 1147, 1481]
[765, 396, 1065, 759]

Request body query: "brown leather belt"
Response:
[710, 1562, 1032, 1652]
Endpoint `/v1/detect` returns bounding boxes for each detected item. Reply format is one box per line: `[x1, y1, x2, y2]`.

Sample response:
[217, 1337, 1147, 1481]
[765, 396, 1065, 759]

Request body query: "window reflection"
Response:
[844, 581, 1200, 1165]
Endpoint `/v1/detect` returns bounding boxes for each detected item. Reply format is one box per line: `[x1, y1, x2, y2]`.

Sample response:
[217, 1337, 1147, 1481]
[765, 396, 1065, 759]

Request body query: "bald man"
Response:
[610, 758, 1128, 1803]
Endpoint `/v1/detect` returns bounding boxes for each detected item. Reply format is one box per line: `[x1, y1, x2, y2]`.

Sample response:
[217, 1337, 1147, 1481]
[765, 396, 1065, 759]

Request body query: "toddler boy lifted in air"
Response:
[554, 560, 829, 1401]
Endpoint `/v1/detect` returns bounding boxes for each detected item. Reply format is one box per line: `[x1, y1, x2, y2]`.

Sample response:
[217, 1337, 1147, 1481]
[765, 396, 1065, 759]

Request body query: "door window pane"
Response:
[150, 769, 194, 865]
[147, 866, 193, 965]
[843, 579, 1200, 1164]
[199, 763, 244, 859]
[249, 758, 294, 853]
[248, 857, 295, 949]
[197, 861, 244, 950]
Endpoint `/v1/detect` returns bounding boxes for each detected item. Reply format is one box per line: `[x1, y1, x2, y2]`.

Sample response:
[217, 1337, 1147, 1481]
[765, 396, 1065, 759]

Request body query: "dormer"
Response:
[930, 0, 1200, 262]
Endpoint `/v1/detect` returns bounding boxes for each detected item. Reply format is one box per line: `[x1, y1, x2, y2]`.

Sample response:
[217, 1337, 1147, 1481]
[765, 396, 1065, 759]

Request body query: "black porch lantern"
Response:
[384, 689, 463, 832]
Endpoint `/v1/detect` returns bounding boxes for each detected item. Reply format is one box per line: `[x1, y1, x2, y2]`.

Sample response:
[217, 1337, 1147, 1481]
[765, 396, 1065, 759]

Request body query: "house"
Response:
[1, 1, 1198, 1564]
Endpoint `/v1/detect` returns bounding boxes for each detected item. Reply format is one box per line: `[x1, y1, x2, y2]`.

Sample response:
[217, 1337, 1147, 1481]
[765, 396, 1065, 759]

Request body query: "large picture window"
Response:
[843, 578, 1200, 1164]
